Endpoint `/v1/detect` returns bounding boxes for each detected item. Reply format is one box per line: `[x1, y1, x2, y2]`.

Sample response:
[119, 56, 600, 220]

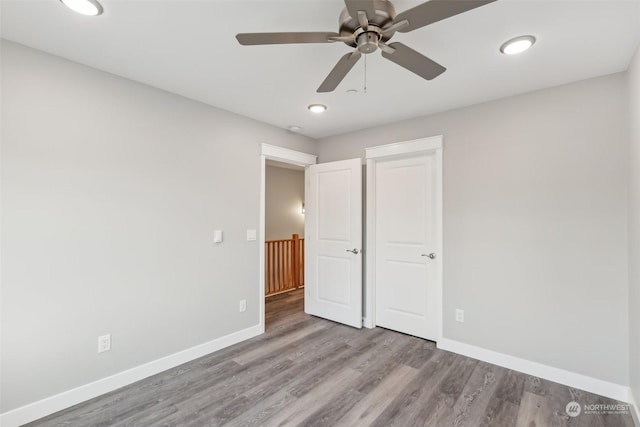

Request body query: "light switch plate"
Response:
[246, 229, 257, 241]
[214, 230, 223, 243]
[98, 334, 111, 353]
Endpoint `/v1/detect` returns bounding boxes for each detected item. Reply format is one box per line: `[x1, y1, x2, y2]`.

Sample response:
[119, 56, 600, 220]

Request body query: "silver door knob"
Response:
[346, 248, 360, 254]
[421, 253, 436, 259]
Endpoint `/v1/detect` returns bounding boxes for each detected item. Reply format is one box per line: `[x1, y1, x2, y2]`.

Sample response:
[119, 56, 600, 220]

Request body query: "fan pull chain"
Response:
[364, 54, 368, 94]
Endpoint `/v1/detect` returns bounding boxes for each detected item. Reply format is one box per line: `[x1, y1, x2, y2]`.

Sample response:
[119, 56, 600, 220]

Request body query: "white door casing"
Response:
[365, 136, 443, 341]
[305, 158, 362, 328]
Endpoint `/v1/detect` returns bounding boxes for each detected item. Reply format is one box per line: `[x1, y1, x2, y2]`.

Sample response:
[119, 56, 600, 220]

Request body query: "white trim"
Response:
[365, 135, 443, 160]
[364, 157, 376, 329]
[259, 154, 267, 335]
[261, 143, 317, 167]
[629, 388, 640, 426]
[434, 147, 443, 341]
[438, 338, 630, 403]
[259, 143, 316, 333]
[364, 136, 444, 340]
[0, 324, 262, 427]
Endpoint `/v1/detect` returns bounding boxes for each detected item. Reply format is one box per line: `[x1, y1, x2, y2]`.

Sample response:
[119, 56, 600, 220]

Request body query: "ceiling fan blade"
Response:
[317, 51, 362, 93]
[357, 11, 369, 31]
[236, 32, 340, 45]
[382, 19, 409, 37]
[328, 35, 356, 43]
[381, 42, 446, 81]
[394, 0, 497, 33]
[344, 0, 377, 22]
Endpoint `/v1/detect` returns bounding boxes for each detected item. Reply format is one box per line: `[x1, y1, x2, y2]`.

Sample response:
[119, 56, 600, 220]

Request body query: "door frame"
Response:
[364, 136, 444, 341]
[259, 144, 317, 333]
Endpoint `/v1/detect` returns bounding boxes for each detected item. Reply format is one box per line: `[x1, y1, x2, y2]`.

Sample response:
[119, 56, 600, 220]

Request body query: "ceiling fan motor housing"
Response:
[356, 30, 381, 53]
[338, 0, 396, 52]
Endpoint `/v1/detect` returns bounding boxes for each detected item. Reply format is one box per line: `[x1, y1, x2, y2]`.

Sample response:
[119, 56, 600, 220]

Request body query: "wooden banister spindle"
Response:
[300, 238, 305, 286]
[292, 234, 300, 288]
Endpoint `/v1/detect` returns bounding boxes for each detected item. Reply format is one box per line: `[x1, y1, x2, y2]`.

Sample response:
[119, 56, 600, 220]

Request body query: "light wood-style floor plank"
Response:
[514, 391, 557, 427]
[451, 361, 506, 427]
[335, 364, 419, 427]
[26, 288, 635, 427]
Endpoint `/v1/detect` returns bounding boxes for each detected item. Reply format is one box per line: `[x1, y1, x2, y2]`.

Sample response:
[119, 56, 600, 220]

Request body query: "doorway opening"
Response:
[265, 160, 305, 330]
[259, 144, 317, 334]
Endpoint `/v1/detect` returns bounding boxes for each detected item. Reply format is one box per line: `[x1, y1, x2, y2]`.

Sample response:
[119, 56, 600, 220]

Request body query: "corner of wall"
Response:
[628, 39, 640, 427]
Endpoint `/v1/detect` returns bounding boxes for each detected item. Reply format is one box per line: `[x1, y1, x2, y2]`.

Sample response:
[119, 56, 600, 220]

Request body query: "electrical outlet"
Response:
[239, 299, 246, 312]
[455, 309, 464, 323]
[98, 334, 111, 353]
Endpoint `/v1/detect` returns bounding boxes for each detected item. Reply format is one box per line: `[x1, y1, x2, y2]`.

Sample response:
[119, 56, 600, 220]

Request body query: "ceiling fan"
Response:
[236, 0, 497, 93]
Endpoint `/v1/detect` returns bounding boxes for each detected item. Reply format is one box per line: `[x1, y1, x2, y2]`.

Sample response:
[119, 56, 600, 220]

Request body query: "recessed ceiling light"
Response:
[500, 35, 536, 55]
[59, 0, 103, 16]
[288, 125, 302, 132]
[308, 104, 327, 113]
[346, 89, 358, 95]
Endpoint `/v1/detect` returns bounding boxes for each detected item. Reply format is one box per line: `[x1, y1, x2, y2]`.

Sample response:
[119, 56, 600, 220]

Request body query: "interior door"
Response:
[305, 158, 362, 328]
[375, 153, 438, 340]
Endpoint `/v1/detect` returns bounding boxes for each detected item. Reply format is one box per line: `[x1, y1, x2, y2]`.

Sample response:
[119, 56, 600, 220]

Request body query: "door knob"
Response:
[421, 253, 436, 259]
[346, 248, 360, 254]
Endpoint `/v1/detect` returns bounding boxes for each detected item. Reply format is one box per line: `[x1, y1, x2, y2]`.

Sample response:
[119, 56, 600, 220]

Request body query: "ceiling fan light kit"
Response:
[59, 0, 103, 16]
[236, 0, 497, 93]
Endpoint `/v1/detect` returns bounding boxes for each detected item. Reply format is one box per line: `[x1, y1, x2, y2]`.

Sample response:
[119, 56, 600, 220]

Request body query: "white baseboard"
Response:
[437, 338, 629, 403]
[629, 388, 640, 427]
[0, 324, 262, 427]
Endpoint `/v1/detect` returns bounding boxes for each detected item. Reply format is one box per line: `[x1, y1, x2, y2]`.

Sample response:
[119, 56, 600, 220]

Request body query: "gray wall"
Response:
[629, 43, 640, 409]
[318, 73, 630, 385]
[2, 37, 635, 415]
[265, 166, 305, 241]
[0, 41, 316, 412]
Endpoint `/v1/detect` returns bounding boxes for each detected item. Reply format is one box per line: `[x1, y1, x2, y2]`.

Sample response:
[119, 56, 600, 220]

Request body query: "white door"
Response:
[374, 154, 439, 340]
[305, 158, 362, 328]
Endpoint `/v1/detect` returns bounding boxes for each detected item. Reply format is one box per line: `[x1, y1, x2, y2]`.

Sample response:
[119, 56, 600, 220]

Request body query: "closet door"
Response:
[374, 153, 439, 340]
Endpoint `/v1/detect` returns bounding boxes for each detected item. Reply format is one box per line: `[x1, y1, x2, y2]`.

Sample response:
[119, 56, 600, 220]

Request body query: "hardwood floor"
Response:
[28, 288, 634, 426]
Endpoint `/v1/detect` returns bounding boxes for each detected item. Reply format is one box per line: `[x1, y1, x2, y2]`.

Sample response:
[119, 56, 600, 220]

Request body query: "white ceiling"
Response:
[2, 0, 639, 139]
